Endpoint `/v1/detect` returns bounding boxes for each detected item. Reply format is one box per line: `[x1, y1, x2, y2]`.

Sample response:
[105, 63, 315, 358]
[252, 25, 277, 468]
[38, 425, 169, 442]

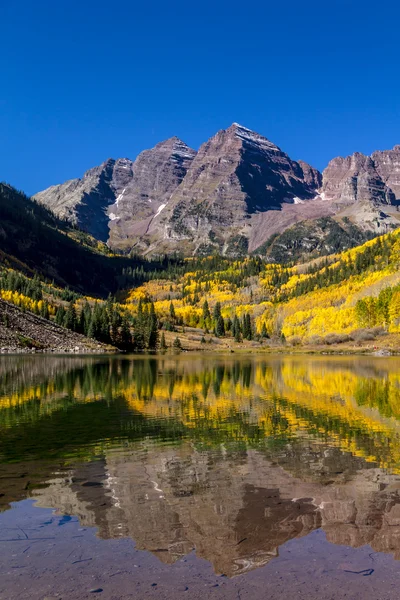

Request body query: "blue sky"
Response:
[2, 0, 400, 195]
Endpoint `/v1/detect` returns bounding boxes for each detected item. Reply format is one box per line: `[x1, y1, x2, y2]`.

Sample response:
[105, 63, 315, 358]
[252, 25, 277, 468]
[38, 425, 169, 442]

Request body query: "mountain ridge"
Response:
[33, 124, 400, 260]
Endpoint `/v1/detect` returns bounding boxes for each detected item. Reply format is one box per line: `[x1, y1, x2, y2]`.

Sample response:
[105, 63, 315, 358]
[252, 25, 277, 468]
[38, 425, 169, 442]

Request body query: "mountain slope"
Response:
[0, 183, 130, 295]
[256, 216, 375, 263]
[35, 138, 196, 247]
[33, 159, 117, 241]
[108, 137, 197, 250]
[122, 228, 400, 353]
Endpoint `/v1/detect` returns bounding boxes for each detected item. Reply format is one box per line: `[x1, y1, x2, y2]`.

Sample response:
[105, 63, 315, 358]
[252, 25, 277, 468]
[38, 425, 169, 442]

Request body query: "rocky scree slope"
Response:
[0, 299, 112, 353]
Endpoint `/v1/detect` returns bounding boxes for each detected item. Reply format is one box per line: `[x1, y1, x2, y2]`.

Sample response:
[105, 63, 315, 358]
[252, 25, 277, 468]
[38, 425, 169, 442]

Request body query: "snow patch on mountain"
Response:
[115, 188, 126, 206]
[154, 203, 166, 218]
[232, 123, 279, 151]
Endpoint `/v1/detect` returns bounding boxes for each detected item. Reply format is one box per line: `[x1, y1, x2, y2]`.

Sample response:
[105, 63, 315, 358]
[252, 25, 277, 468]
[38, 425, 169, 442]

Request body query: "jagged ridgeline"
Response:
[34, 124, 400, 260]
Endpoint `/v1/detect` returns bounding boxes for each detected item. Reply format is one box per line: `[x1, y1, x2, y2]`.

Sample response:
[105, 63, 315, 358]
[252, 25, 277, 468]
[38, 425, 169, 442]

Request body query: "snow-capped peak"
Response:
[230, 123, 280, 152]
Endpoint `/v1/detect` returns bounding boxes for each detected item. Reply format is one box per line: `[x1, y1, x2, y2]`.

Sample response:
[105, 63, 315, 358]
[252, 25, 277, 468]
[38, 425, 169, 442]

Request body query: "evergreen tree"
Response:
[55, 305, 66, 326]
[133, 301, 146, 350]
[79, 301, 92, 336]
[216, 315, 225, 337]
[64, 301, 78, 331]
[147, 302, 159, 350]
[202, 299, 211, 321]
[169, 302, 176, 321]
[88, 303, 102, 339]
[213, 301, 222, 321]
[160, 332, 167, 350]
[119, 315, 133, 351]
[109, 305, 122, 344]
[173, 337, 182, 350]
[242, 313, 252, 340]
[232, 315, 242, 343]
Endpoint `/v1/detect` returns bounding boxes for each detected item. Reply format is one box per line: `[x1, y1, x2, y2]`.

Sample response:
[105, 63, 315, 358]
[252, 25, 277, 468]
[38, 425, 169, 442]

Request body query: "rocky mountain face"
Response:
[146, 123, 322, 256]
[34, 137, 196, 245]
[34, 159, 118, 242]
[320, 148, 400, 233]
[34, 126, 400, 259]
[108, 137, 196, 250]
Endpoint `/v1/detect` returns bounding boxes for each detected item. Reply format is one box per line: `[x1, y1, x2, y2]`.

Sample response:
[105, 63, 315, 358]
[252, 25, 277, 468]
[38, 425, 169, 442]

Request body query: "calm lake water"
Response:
[2, 354, 400, 599]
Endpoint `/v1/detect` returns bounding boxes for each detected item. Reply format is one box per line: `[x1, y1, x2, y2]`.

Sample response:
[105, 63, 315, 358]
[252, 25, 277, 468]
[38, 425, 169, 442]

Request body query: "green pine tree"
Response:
[173, 337, 182, 351]
[160, 332, 167, 350]
[64, 301, 77, 331]
[216, 315, 225, 337]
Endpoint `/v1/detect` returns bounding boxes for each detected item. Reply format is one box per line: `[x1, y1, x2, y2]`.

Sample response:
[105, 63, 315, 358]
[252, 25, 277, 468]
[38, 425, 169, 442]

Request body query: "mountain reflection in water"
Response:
[2, 354, 400, 576]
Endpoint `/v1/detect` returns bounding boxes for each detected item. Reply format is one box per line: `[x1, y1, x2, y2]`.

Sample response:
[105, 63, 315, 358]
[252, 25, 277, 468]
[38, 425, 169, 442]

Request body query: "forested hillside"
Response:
[2, 181, 400, 352]
[122, 229, 400, 349]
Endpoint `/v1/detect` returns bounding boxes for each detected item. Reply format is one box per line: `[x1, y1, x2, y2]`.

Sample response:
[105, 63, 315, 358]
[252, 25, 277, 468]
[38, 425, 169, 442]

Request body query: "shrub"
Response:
[349, 329, 376, 342]
[323, 333, 351, 345]
[288, 335, 302, 346]
[305, 334, 323, 345]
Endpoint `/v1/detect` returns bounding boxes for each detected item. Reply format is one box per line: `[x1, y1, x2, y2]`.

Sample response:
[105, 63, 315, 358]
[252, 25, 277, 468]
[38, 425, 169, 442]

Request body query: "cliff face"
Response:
[34, 159, 118, 242]
[322, 152, 396, 207]
[372, 145, 400, 200]
[108, 137, 196, 250]
[320, 148, 400, 234]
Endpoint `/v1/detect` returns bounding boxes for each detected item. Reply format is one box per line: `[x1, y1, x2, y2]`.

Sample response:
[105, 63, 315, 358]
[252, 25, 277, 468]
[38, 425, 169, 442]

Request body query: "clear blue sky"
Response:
[2, 0, 400, 195]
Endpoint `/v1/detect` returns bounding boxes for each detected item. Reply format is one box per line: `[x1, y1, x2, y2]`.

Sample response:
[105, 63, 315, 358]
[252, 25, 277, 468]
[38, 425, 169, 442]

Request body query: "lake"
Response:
[2, 354, 400, 599]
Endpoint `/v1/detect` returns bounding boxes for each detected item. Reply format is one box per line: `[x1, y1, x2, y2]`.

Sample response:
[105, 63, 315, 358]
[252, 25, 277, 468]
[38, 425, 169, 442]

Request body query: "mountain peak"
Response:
[227, 122, 280, 152]
[153, 137, 196, 160]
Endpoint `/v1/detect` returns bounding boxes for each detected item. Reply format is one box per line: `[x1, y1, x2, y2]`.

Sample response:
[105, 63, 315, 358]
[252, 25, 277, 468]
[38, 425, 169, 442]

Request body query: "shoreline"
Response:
[0, 345, 395, 357]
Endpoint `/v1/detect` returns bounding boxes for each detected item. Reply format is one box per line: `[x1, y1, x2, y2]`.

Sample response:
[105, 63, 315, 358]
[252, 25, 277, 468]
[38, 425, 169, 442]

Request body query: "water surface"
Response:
[2, 354, 400, 598]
